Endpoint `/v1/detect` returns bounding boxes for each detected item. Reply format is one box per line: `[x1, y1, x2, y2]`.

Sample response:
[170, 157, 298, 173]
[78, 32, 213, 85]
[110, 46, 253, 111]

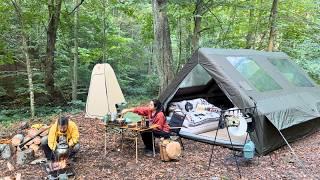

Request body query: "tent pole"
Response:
[103, 64, 112, 156]
[208, 111, 223, 170]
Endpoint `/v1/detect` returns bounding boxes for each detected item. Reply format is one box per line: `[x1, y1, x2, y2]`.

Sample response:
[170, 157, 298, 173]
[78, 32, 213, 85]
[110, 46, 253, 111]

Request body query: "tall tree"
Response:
[45, 0, 62, 100]
[11, 0, 35, 118]
[72, 0, 79, 101]
[102, 0, 107, 62]
[267, 0, 278, 51]
[152, 0, 174, 93]
[191, 0, 204, 52]
[245, 0, 255, 49]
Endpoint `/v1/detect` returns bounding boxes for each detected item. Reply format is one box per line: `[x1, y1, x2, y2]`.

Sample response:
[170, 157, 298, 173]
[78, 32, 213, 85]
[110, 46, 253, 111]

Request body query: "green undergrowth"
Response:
[0, 96, 153, 127]
[0, 100, 85, 127]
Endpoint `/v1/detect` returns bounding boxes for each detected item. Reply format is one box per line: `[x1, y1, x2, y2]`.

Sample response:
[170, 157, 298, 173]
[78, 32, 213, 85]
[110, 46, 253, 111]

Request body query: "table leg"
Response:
[121, 129, 124, 151]
[152, 131, 155, 157]
[104, 127, 107, 156]
[135, 135, 138, 163]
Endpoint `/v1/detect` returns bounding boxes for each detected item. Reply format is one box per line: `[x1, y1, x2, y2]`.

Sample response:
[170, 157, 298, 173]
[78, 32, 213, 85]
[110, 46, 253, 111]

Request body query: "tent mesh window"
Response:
[173, 64, 234, 108]
[268, 58, 314, 87]
[179, 64, 212, 88]
[227, 56, 282, 92]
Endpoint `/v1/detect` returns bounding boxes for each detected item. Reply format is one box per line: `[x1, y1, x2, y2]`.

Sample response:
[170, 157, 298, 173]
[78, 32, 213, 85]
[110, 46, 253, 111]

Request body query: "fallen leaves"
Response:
[6, 162, 14, 171]
[1, 113, 320, 179]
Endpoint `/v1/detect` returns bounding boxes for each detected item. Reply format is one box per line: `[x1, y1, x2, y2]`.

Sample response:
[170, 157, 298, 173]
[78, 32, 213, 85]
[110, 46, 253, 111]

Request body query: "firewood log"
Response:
[23, 136, 33, 146]
[29, 144, 39, 153]
[32, 136, 41, 145]
[40, 129, 49, 137]
[11, 134, 24, 147]
[27, 128, 38, 137]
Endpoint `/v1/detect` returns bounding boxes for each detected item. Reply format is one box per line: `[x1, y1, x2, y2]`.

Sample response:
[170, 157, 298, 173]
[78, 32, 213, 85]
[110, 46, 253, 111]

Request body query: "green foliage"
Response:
[0, 86, 6, 96]
[0, 102, 86, 125]
[281, 39, 320, 84]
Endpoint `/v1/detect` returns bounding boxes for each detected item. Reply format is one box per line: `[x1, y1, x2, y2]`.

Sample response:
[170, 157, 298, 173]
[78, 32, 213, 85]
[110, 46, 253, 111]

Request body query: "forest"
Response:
[0, 0, 320, 122]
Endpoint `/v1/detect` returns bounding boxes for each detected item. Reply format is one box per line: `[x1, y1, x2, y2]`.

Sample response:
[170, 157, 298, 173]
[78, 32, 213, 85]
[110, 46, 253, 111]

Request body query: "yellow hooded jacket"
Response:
[48, 120, 79, 150]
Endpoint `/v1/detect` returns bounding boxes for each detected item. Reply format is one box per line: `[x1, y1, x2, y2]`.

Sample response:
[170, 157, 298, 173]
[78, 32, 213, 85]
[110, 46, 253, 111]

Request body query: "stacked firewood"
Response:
[11, 125, 49, 154]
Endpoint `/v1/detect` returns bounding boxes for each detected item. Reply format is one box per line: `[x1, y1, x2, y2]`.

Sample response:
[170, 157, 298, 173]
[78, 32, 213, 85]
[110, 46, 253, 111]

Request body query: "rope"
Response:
[277, 129, 315, 178]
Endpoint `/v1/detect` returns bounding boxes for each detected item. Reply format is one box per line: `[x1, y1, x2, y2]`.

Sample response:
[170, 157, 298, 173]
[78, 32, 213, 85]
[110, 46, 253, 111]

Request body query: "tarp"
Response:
[159, 48, 320, 155]
[85, 63, 125, 119]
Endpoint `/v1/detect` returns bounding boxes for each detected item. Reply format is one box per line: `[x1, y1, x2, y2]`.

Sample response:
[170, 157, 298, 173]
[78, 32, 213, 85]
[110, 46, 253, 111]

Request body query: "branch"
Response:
[198, 27, 211, 33]
[202, 3, 223, 31]
[11, 0, 22, 21]
[69, 0, 85, 15]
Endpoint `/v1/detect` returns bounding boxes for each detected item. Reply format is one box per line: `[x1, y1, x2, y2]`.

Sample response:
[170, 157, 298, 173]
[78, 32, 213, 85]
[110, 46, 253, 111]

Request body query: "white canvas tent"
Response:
[85, 63, 125, 119]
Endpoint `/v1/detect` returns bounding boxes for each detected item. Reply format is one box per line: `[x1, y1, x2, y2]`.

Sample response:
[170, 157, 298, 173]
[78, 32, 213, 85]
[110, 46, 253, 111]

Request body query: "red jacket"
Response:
[133, 107, 170, 133]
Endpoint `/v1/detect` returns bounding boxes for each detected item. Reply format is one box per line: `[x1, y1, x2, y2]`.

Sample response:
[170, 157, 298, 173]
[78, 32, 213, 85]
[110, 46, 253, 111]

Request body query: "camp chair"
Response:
[168, 112, 186, 150]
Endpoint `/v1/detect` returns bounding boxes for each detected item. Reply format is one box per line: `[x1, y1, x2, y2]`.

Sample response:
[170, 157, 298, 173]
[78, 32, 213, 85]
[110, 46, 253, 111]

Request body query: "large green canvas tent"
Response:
[159, 48, 320, 155]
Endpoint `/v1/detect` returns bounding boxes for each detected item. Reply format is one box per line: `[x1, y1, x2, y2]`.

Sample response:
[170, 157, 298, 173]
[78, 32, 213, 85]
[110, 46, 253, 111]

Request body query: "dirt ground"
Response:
[0, 113, 319, 179]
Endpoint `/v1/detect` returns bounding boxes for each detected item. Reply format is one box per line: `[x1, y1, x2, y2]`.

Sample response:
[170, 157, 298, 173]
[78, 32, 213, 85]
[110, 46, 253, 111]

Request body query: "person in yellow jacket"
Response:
[41, 116, 80, 160]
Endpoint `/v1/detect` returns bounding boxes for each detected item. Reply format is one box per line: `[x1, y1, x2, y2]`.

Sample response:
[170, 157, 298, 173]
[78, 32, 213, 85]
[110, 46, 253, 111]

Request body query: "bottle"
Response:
[141, 117, 145, 128]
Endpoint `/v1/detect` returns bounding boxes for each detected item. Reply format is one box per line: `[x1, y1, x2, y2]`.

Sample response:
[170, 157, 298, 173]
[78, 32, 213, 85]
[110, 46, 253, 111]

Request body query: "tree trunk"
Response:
[177, 15, 182, 73]
[152, 0, 174, 94]
[245, 0, 255, 49]
[148, 43, 152, 75]
[12, 0, 35, 118]
[191, 0, 203, 52]
[72, 0, 79, 101]
[23, 35, 35, 118]
[267, 0, 278, 52]
[45, 0, 62, 100]
[102, 0, 107, 62]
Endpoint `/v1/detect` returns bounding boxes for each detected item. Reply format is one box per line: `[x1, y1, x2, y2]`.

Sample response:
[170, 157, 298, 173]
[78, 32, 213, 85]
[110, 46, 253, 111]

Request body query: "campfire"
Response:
[50, 159, 67, 171]
[45, 158, 75, 180]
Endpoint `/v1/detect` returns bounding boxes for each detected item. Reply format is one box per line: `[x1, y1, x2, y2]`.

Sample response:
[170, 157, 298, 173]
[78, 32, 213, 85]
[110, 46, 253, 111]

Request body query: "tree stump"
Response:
[16, 149, 34, 165]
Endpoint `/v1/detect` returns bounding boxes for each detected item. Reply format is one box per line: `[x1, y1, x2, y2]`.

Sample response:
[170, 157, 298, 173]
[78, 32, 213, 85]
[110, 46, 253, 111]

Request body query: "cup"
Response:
[111, 112, 117, 121]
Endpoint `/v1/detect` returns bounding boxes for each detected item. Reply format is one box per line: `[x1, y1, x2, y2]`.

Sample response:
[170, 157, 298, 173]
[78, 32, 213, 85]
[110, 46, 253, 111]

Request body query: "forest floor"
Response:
[0, 113, 320, 180]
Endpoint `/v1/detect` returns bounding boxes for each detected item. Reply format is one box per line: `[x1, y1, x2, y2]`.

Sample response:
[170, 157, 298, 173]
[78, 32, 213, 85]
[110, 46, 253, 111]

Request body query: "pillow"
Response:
[186, 112, 220, 127]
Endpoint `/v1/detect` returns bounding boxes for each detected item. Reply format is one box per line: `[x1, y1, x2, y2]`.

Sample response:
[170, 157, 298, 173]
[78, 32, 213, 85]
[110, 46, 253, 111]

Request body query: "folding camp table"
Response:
[103, 122, 159, 163]
[120, 124, 159, 163]
[207, 106, 257, 178]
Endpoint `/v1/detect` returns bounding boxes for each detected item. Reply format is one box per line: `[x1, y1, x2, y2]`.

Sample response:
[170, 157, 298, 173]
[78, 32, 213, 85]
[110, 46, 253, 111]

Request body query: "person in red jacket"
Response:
[121, 99, 170, 156]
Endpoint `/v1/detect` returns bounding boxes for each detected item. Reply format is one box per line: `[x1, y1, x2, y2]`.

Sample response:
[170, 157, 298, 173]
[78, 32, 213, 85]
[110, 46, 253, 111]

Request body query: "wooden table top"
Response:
[120, 124, 159, 132]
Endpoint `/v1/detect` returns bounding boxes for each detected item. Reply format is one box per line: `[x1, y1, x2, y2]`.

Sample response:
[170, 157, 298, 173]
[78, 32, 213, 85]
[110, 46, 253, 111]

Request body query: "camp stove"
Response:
[44, 159, 75, 180]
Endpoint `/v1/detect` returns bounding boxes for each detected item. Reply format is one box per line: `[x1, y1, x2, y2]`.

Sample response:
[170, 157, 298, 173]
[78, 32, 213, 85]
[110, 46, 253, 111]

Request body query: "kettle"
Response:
[55, 136, 69, 160]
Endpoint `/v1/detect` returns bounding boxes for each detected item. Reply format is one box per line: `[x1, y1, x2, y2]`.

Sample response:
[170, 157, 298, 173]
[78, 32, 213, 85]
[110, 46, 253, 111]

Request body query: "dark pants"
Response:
[141, 130, 170, 150]
[41, 136, 80, 160]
